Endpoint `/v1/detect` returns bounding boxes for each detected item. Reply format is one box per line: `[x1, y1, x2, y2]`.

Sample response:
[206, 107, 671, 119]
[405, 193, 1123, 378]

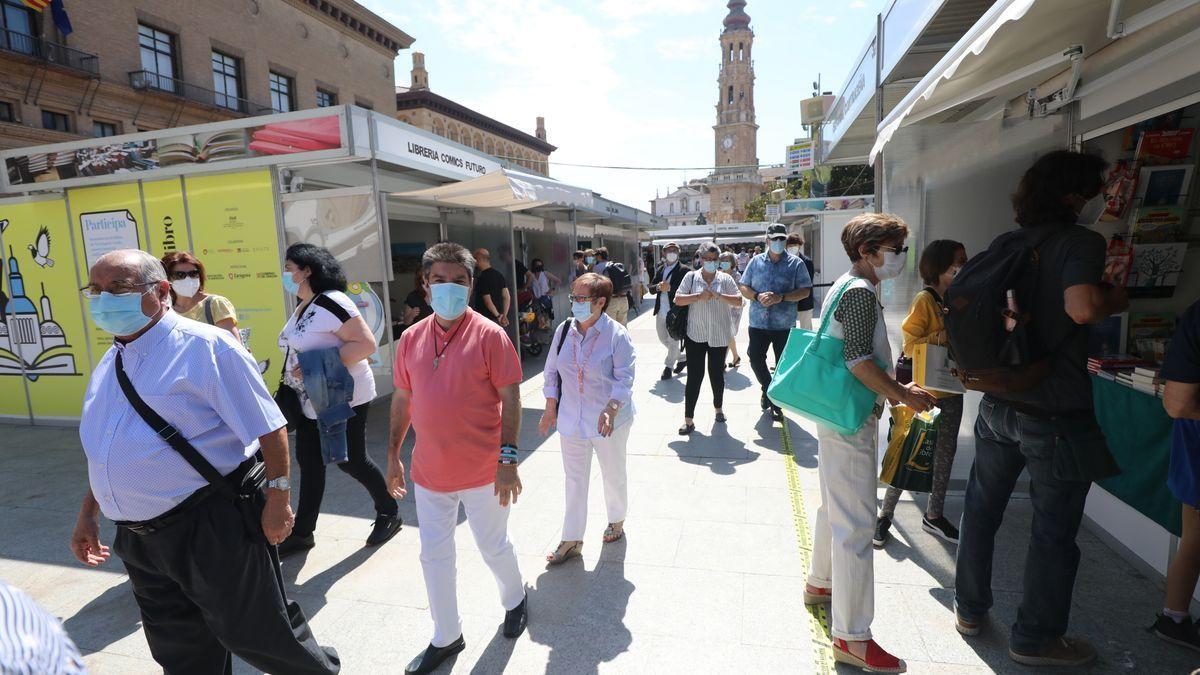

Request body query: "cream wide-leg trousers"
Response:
[415, 483, 525, 648]
[807, 416, 880, 641]
[559, 422, 631, 541]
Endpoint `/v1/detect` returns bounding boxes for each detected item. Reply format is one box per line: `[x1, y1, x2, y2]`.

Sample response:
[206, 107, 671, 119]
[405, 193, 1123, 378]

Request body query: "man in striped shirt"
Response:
[70, 250, 339, 674]
[0, 580, 86, 674]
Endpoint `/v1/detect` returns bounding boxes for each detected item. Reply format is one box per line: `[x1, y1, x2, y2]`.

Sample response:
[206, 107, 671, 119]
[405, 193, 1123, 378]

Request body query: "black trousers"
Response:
[113, 493, 340, 675]
[684, 337, 727, 418]
[748, 327, 790, 396]
[294, 402, 397, 537]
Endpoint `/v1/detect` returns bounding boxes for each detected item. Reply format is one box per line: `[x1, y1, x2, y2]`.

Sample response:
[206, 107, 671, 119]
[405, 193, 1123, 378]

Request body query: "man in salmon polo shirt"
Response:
[386, 242, 528, 675]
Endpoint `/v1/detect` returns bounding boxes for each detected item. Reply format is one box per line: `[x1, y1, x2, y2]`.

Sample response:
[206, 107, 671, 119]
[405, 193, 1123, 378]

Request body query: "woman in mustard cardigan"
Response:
[874, 240, 968, 548]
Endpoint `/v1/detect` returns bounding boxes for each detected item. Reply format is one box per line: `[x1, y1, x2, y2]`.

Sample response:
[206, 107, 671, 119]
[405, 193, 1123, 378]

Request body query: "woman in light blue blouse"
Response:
[538, 273, 637, 565]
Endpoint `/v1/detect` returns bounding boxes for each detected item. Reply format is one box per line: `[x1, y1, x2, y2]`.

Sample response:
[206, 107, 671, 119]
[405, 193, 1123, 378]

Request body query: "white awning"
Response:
[392, 168, 594, 212]
[870, 0, 1200, 164]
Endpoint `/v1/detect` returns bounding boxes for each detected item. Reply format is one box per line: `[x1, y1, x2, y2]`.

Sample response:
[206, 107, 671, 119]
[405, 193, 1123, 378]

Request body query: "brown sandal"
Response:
[603, 521, 625, 544]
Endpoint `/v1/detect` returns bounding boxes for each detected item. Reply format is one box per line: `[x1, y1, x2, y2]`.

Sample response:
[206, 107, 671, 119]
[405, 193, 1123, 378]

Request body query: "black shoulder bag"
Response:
[552, 319, 573, 395]
[114, 351, 267, 542]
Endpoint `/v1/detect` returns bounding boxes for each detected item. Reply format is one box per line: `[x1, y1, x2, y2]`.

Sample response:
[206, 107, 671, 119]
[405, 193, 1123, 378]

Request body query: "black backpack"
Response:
[604, 262, 632, 294]
[943, 227, 1064, 394]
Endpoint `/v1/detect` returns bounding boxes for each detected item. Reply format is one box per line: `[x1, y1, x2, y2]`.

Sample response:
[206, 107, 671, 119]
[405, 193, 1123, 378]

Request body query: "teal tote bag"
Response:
[767, 279, 883, 435]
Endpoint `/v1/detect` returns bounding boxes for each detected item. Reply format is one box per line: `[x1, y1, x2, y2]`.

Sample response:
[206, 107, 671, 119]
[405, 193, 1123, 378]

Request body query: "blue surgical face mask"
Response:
[571, 300, 596, 322]
[282, 268, 301, 295]
[720, 261, 732, 271]
[585, 256, 596, 265]
[90, 289, 155, 336]
[703, 261, 718, 273]
[769, 240, 786, 255]
[429, 282, 469, 321]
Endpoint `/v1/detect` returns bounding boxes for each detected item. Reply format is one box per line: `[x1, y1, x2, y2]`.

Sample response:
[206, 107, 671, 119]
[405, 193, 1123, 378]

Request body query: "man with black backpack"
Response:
[950, 151, 1128, 668]
[596, 247, 633, 326]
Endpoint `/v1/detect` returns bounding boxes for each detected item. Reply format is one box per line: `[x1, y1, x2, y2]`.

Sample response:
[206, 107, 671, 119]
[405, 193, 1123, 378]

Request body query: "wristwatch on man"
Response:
[266, 476, 292, 491]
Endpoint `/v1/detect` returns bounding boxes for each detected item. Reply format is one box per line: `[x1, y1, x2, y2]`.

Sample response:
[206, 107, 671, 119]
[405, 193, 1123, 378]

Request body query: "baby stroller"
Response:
[517, 289, 551, 357]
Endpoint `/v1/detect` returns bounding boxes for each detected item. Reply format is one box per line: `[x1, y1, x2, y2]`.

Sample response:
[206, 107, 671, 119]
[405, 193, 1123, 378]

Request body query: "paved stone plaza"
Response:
[0, 301, 1193, 673]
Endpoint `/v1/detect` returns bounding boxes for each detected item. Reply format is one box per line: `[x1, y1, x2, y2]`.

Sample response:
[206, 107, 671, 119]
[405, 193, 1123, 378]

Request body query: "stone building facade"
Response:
[0, 0, 411, 151]
[395, 53, 555, 176]
[650, 179, 710, 228]
[707, 0, 762, 224]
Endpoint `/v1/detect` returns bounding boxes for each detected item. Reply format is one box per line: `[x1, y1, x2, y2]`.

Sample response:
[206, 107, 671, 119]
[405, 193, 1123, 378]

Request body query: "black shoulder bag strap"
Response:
[552, 319, 573, 396]
[114, 351, 227, 489]
[203, 296, 215, 326]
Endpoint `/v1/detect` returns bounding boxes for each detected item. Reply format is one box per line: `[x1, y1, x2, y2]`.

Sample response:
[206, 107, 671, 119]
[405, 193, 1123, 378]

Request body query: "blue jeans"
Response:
[955, 396, 1093, 653]
[297, 348, 356, 464]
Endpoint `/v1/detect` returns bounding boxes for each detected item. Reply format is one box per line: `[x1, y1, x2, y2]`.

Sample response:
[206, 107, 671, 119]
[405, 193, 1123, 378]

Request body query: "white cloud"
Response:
[850, 0, 867, 8]
[656, 36, 710, 61]
[596, 0, 710, 19]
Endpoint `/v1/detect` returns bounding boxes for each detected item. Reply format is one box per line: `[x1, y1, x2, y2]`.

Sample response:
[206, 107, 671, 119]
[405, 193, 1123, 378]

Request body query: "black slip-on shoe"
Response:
[770, 406, 784, 421]
[760, 393, 771, 410]
[1154, 614, 1200, 653]
[276, 532, 315, 559]
[872, 516, 892, 549]
[366, 513, 403, 547]
[661, 367, 673, 380]
[405, 636, 465, 674]
[921, 516, 959, 544]
[503, 595, 528, 639]
[674, 361, 687, 374]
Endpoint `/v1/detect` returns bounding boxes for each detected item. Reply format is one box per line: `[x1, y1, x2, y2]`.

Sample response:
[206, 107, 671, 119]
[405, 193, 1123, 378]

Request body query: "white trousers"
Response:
[808, 416, 879, 641]
[797, 309, 813, 331]
[415, 483, 525, 647]
[559, 422, 631, 541]
[656, 309, 683, 367]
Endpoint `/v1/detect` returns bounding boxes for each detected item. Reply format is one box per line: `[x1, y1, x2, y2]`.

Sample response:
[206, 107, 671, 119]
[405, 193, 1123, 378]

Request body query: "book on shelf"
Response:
[1128, 312, 1176, 361]
[1130, 205, 1186, 243]
[1134, 128, 1196, 165]
[1122, 110, 1184, 151]
[1102, 159, 1139, 221]
[1132, 365, 1161, 379]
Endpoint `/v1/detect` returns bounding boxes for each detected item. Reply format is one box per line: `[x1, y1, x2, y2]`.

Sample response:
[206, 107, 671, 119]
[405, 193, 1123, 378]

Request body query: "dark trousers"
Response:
[747, 327, 790, 395]
[955, 396, 1092, 653]
[294, 402, 397, 537]
[684, 337, 727, 418]
[113, 493, 340, 674]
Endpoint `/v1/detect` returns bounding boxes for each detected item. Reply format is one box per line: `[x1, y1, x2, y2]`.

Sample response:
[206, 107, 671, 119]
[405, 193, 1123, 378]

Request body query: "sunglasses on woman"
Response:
[169, 269, 202, 280]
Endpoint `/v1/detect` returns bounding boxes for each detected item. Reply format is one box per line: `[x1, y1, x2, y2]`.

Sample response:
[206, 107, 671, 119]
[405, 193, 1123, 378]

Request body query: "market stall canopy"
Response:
[392, 168, 594, 212]
[869, 0, 1200, 164]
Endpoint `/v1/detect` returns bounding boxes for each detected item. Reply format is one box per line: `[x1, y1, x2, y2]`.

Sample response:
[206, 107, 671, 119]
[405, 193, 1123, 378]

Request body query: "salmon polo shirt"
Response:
[393, 308, 523, 492]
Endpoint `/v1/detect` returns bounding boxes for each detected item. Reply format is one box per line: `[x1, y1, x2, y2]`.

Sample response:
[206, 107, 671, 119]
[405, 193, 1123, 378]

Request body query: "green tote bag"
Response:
[767, 278, 884, 435]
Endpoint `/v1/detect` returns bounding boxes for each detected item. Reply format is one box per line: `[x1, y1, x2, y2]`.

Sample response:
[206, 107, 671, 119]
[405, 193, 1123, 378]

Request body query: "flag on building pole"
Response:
[20, 0, 72, 36]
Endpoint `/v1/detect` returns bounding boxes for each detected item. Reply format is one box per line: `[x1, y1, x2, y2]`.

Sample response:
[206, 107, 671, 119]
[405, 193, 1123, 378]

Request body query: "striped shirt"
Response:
[79, 311, 286, 522]
[0, 580, 86, 674]
[679, 270, 739, 347]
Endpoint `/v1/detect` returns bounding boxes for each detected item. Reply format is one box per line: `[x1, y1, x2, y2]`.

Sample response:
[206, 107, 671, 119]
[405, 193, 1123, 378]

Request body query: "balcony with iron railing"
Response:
[128, 70, 274, 116]
[0, 27, 98, 76]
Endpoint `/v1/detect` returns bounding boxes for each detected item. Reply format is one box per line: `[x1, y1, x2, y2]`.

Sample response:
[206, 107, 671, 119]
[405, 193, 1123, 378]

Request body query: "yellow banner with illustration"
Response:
[1, 168, 286, 421]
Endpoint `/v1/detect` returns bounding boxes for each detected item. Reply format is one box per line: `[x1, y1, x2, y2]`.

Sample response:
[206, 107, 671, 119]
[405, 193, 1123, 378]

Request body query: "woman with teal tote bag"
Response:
[775, 214, 936, 674]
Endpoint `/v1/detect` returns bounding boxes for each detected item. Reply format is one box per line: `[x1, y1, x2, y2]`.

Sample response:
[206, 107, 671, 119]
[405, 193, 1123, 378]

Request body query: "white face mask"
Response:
[786, 246, 800, 256]
[665, 252, 679, 263]
[171, 277, 201, 298]
[875, 251, 907, 280]
[1076, 193, 1106, 226]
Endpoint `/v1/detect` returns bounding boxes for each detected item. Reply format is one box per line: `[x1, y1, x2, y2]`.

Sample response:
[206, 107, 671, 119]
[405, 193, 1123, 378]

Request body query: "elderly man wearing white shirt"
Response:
[69, 249, 339, 674]
[539, 272, 637, 565]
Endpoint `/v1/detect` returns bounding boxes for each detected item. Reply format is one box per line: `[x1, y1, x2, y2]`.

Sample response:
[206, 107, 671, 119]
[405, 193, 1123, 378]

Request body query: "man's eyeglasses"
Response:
[169, 270, 201, 280]
[879, 245, 910, 254]
[79, 281, 155, 300]
[568, 294, 595, 303]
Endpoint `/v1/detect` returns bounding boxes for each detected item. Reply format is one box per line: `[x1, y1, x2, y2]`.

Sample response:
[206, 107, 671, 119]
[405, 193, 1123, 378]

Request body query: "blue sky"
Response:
[361, 0, 888, 210]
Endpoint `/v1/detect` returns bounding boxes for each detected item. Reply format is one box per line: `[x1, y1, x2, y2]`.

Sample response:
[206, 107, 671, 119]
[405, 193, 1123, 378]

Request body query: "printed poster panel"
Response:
[185, 170, 286, 388]
[142, 178, 190, 259]
[0, 199, 90, 419]
[67, 182, 144, 355]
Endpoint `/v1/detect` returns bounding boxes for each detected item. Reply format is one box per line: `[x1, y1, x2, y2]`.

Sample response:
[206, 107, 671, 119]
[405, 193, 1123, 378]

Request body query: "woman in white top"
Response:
[719, 250, 744, 368]
[529, 257, 560, 322]
[672, 242, 742, 435]
[801, 214, 935, 673]
[275, 243, 401, 558]
[538, 272, 636, 565]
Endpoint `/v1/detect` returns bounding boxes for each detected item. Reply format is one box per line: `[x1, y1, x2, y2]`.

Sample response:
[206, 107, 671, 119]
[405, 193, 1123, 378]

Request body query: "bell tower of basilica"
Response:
[708, 0, 761, 224]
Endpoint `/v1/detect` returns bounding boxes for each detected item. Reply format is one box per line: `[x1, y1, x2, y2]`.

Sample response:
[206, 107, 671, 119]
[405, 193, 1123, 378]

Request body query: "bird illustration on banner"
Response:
[28, 226, 54, 268]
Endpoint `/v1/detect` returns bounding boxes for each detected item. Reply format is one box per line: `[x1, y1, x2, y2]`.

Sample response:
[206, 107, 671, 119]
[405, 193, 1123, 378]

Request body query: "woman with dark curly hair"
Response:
[276, 243, 401, 557]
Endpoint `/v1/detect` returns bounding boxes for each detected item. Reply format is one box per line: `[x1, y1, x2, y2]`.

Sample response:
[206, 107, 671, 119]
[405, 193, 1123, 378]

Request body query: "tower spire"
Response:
[723, 0, 750, 33]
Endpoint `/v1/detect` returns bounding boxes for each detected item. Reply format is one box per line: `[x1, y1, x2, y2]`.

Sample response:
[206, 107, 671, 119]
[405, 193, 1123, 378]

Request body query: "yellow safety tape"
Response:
[779, 420, 836, 675]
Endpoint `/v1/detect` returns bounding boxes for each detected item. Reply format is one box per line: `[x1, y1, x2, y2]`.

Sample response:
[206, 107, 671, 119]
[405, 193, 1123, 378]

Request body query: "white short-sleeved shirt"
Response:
[679, 270, 738, 347]
[278, 290, 377, 418]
